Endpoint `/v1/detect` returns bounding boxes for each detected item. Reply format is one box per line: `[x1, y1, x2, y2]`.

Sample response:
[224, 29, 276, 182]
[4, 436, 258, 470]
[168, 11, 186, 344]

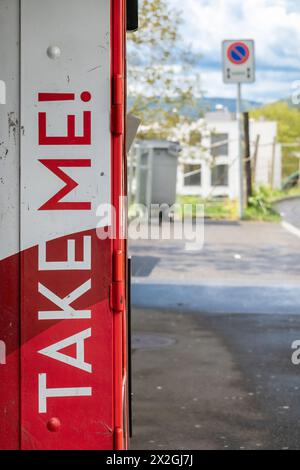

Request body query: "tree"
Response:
[250, 102, 300, 178]
[127, 0, 202, 140]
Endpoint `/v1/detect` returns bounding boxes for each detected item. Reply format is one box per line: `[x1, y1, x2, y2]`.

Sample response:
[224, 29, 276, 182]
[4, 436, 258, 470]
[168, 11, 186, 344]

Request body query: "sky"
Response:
[168, 0, 300, 103]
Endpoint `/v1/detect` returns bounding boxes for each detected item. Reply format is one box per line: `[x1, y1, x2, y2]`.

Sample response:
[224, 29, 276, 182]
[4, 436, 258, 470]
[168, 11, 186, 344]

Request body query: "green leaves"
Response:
[127, 0, 202, 139]
[245, 187, 280, 222]
[250, 102, 300, 178]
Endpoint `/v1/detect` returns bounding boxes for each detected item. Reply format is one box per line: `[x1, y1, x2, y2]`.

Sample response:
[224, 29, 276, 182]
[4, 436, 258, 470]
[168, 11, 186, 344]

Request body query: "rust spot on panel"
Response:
[0, 147, 8, 160]
[7, 112, 19, 143]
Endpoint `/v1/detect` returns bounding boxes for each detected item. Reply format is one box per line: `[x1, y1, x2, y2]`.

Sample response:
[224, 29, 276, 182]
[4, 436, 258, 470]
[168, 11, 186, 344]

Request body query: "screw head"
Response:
[47, 417, 61, 432]
[47, 46, 61, 59]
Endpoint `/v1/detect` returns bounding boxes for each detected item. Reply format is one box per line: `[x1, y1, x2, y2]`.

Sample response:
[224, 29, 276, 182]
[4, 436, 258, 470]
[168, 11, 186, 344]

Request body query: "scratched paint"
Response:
[8, 112, 19, 143]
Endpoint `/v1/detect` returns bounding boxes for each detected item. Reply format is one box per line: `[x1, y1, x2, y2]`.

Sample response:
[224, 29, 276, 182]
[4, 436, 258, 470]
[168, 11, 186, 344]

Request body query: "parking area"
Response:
[130, 214, 300, 450]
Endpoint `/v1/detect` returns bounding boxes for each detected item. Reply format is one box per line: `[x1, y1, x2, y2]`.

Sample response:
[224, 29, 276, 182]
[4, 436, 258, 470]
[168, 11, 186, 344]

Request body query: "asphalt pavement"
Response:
[129, 206, 300, 450]
[130, 220, 300, 286]
[276, 196, 300, 229]
[131, 307, 300, 450]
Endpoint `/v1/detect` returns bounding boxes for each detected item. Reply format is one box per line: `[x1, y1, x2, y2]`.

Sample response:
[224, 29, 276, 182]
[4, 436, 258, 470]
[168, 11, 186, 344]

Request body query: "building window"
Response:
[183, 164, 201, 186]
[211, 164, 228, 186]
[211, 133, 228, 157]
[188, 129, 202, 146]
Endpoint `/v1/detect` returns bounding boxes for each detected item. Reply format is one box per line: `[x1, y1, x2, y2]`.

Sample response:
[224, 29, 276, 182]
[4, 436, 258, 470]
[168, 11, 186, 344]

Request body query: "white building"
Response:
[177, 108, 282, 200]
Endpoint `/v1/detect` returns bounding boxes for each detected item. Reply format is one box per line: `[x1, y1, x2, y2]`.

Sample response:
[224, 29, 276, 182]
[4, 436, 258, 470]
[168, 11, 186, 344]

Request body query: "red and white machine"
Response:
[0, 0, 137, 450]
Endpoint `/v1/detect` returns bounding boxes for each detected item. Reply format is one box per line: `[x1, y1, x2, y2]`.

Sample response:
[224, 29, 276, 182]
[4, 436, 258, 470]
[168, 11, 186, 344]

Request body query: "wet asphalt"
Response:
[276, 196, 300, 229]
[131, 307, 300, 450]
[130, 200, 300, 450]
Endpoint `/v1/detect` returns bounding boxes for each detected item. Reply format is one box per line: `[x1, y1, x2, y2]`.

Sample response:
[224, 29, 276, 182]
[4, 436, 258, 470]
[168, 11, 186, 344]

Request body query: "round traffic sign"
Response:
[227, 42, 250, 65]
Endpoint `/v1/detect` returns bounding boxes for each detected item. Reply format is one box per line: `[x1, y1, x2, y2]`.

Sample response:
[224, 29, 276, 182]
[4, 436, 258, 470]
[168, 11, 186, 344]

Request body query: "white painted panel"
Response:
[20, 0, 111, 250]
[0, 0, 20, 260]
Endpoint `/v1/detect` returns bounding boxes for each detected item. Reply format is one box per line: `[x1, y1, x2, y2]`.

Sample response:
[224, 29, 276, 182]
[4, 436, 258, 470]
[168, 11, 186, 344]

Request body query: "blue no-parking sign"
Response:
[222, 39, 255, 84]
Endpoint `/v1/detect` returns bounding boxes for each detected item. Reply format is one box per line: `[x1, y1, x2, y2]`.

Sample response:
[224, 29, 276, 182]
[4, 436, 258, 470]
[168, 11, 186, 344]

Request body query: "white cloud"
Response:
[168, 0, 300, 100]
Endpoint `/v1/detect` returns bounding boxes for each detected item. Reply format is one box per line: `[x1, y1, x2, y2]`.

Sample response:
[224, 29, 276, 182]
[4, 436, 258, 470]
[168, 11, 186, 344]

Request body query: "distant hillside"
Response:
[195, 97, 263, 114]
[128, 95, 263, 118]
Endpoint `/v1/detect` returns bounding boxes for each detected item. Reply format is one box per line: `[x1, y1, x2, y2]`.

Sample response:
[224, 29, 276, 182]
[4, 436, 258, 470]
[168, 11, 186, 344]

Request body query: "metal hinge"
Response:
[110, 250, 125, 313]
[111, 74, 124, 135]
[110, 280, 125, 313]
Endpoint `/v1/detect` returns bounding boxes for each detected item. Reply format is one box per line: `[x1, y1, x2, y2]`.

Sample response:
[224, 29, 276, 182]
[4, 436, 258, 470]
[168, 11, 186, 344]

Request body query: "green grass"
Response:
[271, 186, 300, 202]
[243, 207, 280, 222]
[177, 185, 300, 222]
[243, 187, 281, 222]
[204, 199, 238, 220]
[129, 186, 300, 223]
[243, 205, 280, 222]
[177, 196, 238, 220]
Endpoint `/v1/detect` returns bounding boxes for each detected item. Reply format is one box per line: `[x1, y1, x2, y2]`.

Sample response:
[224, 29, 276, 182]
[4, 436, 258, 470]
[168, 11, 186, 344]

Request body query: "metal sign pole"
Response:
[237, 82, 244, 219]
[222, 39, 255, 219]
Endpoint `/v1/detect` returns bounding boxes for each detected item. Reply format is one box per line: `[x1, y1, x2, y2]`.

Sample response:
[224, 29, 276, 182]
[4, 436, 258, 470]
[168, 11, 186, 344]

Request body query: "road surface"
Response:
[276, 196, 300, 229]
[130, 215, 300, 450]
[131, 307, 300, 450]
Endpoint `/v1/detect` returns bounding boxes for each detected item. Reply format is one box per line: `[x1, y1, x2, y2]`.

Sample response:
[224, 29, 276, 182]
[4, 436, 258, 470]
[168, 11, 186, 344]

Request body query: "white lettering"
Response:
[38, 279, 91, 320]
[38, 373, 92, 413]
[38, 236, 91, 271]
[38, 329, 92, 373]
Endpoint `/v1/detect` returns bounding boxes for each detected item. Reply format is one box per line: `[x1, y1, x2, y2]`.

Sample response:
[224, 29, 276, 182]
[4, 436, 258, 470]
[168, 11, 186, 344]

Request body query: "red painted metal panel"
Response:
[0, 0, 128, 450]
[0, 253, 20, 449]
[21, 231, 113, 449]
[111, 0, 127, 450]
